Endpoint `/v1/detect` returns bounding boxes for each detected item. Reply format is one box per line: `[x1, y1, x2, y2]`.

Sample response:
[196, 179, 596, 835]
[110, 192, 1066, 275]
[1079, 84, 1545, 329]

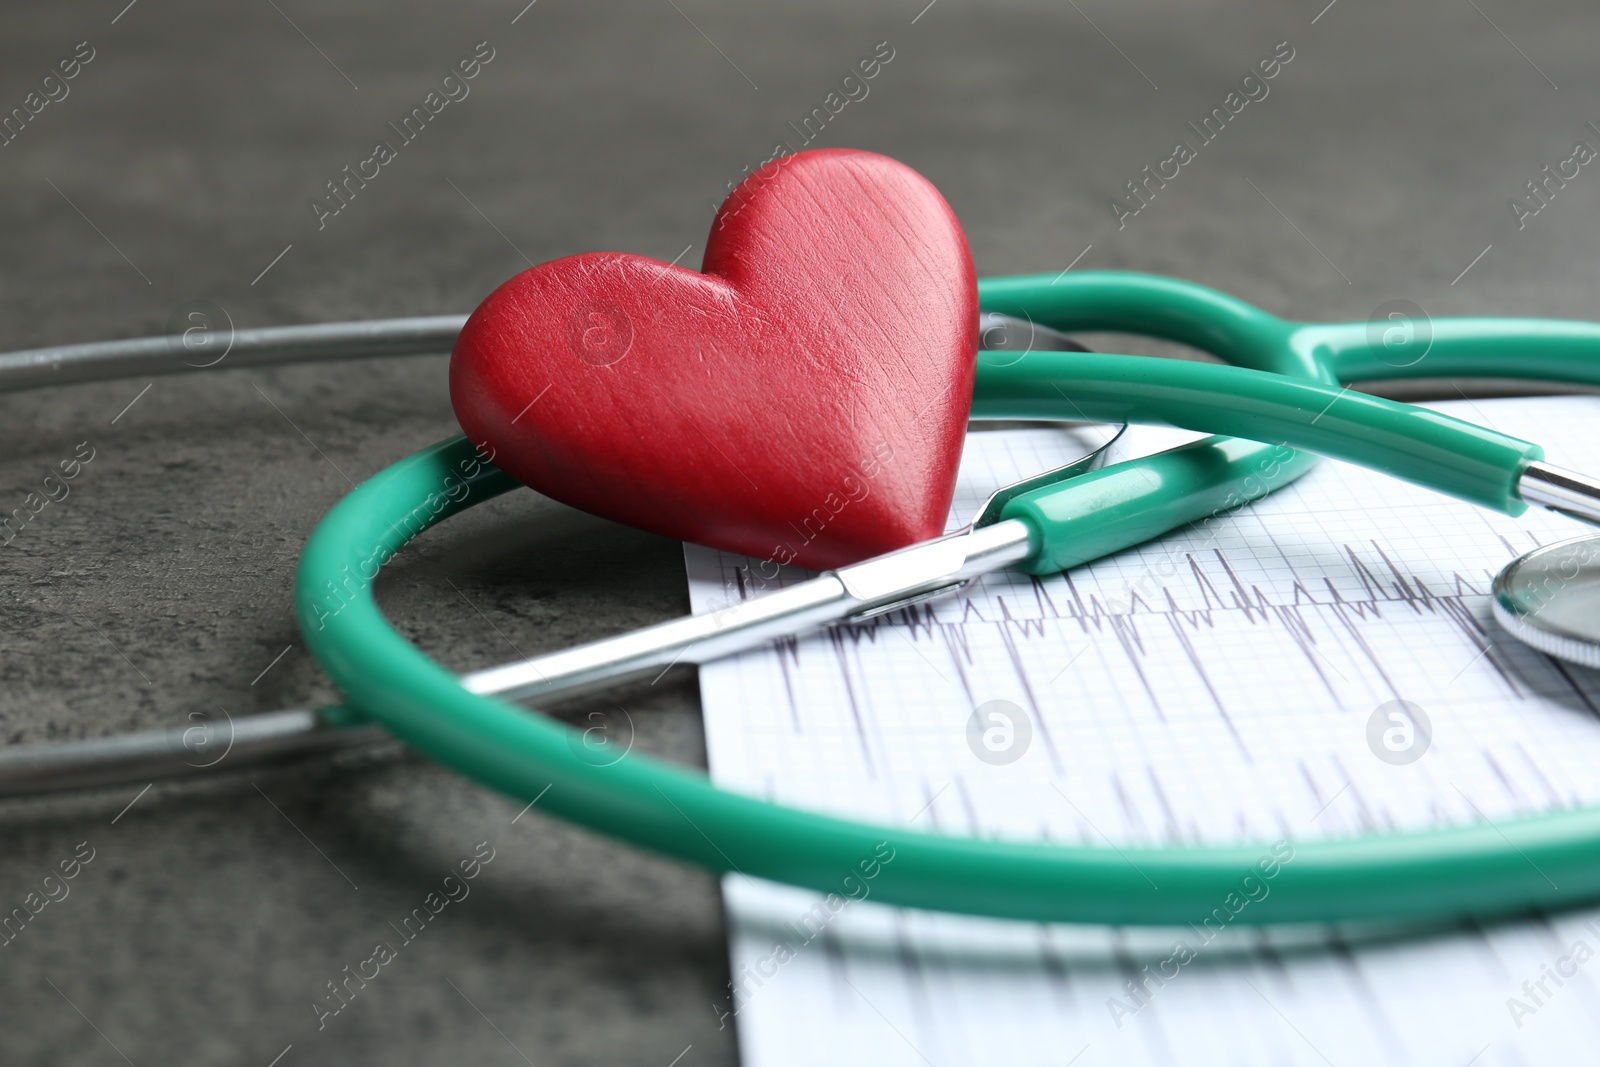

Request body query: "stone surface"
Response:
[0, 0, 1596, 1062]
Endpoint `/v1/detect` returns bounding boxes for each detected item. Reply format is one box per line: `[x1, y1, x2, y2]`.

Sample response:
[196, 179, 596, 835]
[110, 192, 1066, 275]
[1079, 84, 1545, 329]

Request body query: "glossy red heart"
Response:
[448, 147, 976, 571]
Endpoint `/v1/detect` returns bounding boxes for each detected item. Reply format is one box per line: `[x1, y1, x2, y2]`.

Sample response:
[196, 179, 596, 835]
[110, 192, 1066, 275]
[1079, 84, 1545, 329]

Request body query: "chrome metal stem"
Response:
[463, 518, 1035, 702]
[0, 316, 467, 393]
[0, 710, 390, 799]
[1518, 462, 1600, 526]
[0, 520, 1036, 796]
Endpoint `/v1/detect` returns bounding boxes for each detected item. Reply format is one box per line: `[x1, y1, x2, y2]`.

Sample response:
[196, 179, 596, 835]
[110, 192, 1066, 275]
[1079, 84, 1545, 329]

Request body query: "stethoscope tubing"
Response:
[9, 269, 1600, 930]
[295, 432, 1600, 926]
[285, 271, 1600, 925]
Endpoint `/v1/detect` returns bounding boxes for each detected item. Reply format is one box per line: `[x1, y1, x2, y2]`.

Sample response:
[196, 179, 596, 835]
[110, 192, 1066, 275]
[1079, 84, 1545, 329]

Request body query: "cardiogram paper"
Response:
[685, 396, 1600, 1067]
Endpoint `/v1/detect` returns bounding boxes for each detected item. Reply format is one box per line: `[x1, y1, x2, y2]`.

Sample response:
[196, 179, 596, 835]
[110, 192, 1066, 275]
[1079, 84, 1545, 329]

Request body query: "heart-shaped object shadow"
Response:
[449, 147, 977, 571]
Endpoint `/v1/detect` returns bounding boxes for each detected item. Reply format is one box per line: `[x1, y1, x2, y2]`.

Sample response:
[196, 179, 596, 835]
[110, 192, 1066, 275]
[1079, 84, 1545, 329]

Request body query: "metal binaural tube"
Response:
[0, 519, 1036, 797]
[0, 709, 391, 798]
[462, 518, 1035, 703]
[1518, 462, 1600, 526]
[0, 316, 467, 394]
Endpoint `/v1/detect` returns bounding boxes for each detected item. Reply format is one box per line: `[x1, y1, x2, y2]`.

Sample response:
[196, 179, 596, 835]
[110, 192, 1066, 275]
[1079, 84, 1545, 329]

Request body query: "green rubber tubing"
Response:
[296, 271, 1600, 926]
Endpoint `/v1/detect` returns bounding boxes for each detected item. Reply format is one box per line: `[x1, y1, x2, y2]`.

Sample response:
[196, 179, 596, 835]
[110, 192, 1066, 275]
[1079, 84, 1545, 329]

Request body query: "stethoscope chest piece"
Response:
[1493, 533, 1600, 670]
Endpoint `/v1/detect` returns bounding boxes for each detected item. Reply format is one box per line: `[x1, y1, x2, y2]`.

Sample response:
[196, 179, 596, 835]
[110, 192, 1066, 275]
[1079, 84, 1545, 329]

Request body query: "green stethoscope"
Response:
[8, 271, 1600, 926]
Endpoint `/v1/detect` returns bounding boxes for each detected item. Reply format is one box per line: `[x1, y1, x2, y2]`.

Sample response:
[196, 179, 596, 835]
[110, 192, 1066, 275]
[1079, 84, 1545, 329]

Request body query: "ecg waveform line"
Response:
[748, 538, 1600, 779]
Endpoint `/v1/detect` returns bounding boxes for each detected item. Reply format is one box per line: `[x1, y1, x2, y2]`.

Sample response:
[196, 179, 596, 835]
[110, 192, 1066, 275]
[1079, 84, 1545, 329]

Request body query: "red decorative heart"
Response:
[448, 148, 976, 571]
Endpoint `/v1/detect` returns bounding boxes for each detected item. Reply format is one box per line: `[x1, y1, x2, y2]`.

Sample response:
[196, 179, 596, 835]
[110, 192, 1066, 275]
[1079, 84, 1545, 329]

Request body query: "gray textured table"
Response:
[0, 1, 1595, 1063]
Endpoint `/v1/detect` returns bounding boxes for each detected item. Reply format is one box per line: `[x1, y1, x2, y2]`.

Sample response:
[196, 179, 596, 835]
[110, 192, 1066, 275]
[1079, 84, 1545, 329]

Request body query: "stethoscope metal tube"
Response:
[465, 515, 1037, 704]
[0, 521, 1038, 797]
[0, 315, 467, 393]
[0, 312, 1091, 797]
[0, 710, 390, 798]
[1518, 461, 1600, 525]
[0, 314, 472, 793]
